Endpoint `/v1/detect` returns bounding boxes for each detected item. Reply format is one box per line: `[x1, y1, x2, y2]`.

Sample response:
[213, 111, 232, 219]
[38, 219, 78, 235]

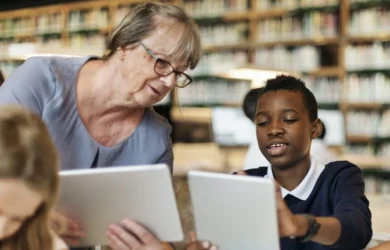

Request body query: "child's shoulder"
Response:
[325, 160, 362, 174]
[321, 160, 364, 188]
[241, 166, 268, 177]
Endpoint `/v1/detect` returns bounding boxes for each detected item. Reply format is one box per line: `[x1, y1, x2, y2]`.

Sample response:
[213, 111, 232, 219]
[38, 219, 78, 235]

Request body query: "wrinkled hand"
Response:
[106, 219, 164, 250]
[50, 211, 85, 246]
[237, 171, 305, 238]
[184, 232, 218, 250]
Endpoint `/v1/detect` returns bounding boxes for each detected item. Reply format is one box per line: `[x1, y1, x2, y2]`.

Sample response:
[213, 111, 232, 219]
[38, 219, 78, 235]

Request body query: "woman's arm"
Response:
[0, 57, 55, 115]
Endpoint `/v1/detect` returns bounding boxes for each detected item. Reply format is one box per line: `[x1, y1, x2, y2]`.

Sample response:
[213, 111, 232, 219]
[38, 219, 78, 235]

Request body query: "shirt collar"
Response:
[264, 156, 325, 200]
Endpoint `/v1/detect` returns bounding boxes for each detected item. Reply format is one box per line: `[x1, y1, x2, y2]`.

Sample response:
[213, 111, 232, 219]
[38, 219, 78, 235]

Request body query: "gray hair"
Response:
[103, 2, 202, 69]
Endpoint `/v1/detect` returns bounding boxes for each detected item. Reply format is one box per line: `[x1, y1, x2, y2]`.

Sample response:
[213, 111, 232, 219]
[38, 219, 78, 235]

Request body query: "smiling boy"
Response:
[243, 75, 372, 250]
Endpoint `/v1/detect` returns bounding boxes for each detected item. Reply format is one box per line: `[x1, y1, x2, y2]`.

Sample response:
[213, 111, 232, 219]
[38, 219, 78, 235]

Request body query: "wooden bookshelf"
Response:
[254, 37, 339, 47]
[340, 154, 390, 169]
[341, 102, 383, 110]
[251, 9, 287, 19]
[203, 43, 251, 53]
[305, 66, 341, 77]
[346, 135, 372, 144]
[348, 34, 390, 43]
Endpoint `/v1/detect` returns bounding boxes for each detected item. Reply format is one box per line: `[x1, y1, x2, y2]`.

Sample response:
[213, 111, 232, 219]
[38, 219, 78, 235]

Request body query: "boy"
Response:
[242, 87, 338, 170]
[240, 75, 372, 249]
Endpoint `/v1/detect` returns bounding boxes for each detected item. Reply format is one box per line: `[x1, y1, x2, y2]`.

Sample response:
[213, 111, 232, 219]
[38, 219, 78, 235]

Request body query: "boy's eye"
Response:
[284, 119, 297, 124]
[256, 121, 269, 126]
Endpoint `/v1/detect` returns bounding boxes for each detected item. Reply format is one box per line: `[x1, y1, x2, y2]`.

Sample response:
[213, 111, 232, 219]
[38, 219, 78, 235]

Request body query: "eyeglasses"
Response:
[139, 41, 192, 88]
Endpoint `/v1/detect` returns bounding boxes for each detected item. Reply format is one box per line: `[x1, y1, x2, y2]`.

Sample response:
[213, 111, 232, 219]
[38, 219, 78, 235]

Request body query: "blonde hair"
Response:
[0, 105, 59, 250]
[103, 2, 202, 69]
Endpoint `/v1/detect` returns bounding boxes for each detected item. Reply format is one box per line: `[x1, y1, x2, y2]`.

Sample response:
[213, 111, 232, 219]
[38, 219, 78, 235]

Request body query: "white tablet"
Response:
[188, 171, 280, 250]
[56, 164, 183, 247]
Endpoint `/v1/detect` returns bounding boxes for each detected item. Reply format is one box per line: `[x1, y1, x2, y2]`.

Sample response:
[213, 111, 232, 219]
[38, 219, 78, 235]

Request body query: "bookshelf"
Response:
[0, 0, 389, 172]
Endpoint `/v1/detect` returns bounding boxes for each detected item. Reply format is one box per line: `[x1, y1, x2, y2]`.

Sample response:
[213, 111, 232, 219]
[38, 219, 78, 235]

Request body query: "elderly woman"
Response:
[0, 2, 202, 250]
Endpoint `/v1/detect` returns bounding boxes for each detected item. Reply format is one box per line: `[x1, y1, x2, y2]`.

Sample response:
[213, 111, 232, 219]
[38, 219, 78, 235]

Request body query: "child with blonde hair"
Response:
[0, 105, 67, 250]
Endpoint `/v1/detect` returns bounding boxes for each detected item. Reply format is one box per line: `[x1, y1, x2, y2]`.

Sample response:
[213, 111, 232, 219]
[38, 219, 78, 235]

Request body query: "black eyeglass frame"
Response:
[139, 41, 193, 88]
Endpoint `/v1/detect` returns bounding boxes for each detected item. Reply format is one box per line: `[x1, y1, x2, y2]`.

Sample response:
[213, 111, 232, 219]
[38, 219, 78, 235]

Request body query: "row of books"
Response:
[365, 174, 390, 195]
[0, 9, 109, 38]
[346, 144, 375, 157]
[256, 0, 339, 9]
[3, 3, 386, 40]
[255, 46, 320, 72]
[182, 0, 248, 18]
[0, 18, 35, 37]
[349, 0, 375, 3]
[68, 34, 105, 52]
[200, 23, 248, 47]
[115, 5, 133, 26]
[345, 73, 390, 103]
[257, 12, 338, 42]
[177, 79, 251, 106]
[304, 76, 341, 103]
[345, 43, 390, 70]
[68, 9, 109, 31]
[36, 13, 63, 34]
[192, 52, 248, 76]
[349, 8, 390, 36]
[347, 110, 390, 137]
[378, 143, 390, 159]
[346, 144, 390, 160]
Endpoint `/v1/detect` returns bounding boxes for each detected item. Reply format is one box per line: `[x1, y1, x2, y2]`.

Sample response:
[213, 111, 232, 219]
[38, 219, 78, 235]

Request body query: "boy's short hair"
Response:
[243, 87, 264, 122]
[259, 75, 318, 122]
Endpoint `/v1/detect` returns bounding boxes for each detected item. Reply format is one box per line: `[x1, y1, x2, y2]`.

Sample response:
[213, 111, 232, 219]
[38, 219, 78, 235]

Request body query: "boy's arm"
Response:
[328, 165, 372, 249]
[289, 215, 341, 245]
[277, 165, 372, 249]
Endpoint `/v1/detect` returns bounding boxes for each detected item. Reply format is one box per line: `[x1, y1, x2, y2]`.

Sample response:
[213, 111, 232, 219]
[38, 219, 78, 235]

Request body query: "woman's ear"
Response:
[311, 118, 322, 139]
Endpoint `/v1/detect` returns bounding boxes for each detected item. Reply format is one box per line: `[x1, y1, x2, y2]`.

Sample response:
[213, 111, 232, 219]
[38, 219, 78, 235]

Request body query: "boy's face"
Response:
[255, 90, 321, 170]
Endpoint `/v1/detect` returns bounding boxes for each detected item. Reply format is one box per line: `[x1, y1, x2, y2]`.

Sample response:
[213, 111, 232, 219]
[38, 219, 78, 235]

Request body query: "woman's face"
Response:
[0, 179, 42, 240]
[119, 16, 189, 107]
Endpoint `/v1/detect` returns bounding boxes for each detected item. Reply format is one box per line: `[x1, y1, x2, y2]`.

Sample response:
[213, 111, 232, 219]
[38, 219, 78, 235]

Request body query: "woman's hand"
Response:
[106, 219, 164, 250]
[50, 211, 85, 247]
[184, 232, 218, 250]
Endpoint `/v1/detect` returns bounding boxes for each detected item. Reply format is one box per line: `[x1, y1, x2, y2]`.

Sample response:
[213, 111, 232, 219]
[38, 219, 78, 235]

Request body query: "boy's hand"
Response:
[184, 232, 218, 250]
[236, 171, 308, 238]
[236, 170, 247, 176]
[274, 182, 308, 238]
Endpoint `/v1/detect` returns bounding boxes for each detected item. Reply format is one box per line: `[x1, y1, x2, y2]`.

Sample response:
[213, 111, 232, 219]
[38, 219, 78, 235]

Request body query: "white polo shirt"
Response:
[264, 157, 325, 200]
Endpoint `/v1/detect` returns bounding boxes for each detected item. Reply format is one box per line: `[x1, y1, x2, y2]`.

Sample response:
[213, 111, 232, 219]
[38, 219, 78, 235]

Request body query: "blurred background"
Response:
[1, 0, 390, 241]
